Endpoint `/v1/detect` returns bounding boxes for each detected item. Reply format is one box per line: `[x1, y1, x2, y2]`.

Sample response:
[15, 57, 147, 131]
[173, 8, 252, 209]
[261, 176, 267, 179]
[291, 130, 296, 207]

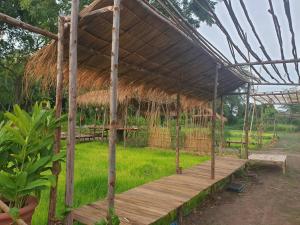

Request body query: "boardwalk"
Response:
[73, 157, 246, 225]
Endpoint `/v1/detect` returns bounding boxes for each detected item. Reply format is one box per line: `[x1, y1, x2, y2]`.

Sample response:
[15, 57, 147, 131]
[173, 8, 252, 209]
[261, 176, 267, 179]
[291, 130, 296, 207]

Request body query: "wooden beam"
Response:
[251, 91, 300, 97]
[225, 58, 300, 68]
[48, 16, 65, 225]
[176, 93, 181, 174]
[107, 0, 121, 223]
[0, 12, 57, 40]
[65, 0, 79, 224]
[211, 64, 220, 179]
[287, 91, 294, 104]
[244, 83, 250, 159]
[252, 82, 300, 86]
[82, 6, 113, 19]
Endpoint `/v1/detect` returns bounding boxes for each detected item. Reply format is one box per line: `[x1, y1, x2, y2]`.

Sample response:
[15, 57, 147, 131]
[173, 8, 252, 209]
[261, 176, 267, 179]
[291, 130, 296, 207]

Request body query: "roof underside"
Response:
[251, 91, 300, 105]
[26, 0, 247, 101]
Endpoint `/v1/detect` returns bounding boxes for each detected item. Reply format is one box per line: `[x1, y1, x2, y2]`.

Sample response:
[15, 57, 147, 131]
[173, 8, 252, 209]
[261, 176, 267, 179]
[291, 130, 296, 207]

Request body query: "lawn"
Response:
[32, 142, 209, 224]
[225, 129, 274, 149]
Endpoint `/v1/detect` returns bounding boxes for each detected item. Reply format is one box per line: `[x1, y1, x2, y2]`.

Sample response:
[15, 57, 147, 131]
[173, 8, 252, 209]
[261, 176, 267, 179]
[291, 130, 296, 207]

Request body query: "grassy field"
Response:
[225, 129, 275, 149]
[32, 142, 209, 224]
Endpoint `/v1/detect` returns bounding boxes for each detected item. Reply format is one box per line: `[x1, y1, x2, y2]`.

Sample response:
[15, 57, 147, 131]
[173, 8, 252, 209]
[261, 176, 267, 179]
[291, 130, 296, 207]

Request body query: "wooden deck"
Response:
[73, 157, 246, 225]
[249, 153, 287, 174]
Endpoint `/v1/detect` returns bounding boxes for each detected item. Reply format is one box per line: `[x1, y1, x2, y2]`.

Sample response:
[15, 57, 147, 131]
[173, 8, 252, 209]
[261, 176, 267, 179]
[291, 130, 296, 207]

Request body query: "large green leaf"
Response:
[20, 179, 50, 192]
[26, 156, 51, 175]
[16, 171, 28, 188]
[0, 172, 15, 189]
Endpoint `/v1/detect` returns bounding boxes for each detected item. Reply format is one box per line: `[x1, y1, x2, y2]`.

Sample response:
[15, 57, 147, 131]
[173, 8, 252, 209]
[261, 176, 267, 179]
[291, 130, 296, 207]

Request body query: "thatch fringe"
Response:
[77, 89, 209, 110]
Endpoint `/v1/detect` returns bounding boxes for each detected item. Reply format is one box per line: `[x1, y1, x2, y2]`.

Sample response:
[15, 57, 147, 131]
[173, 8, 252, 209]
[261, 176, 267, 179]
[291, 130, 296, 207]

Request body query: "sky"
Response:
[198, 0, 300, 93]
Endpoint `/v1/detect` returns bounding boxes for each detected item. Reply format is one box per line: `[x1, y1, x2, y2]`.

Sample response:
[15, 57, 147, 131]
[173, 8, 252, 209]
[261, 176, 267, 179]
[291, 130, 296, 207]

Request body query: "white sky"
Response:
[198, 0, 300, 93]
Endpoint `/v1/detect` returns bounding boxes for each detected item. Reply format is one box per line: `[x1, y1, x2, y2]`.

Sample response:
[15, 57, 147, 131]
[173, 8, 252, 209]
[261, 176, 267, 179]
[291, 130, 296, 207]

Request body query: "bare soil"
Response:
[184, 133, 300, 225]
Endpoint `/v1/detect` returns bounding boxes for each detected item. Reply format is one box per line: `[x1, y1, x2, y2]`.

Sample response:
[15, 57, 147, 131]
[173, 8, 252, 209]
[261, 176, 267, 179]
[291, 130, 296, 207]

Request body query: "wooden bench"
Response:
[248, 153, 287, 174]
[226, 140, 246, 147]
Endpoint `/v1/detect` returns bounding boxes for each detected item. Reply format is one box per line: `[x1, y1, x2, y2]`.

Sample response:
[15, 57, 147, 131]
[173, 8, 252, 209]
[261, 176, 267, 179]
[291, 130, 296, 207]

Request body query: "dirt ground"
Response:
[184, 133, 300, 225]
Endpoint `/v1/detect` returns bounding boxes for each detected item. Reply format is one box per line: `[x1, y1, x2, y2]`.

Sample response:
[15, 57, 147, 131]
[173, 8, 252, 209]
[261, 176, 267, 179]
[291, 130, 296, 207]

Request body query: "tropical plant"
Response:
[0, 103, 65, 214]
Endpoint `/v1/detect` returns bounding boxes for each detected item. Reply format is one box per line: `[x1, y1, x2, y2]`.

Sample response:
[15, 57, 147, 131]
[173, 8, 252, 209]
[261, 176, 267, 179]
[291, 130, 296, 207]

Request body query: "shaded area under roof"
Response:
[26, 0, 247, 101]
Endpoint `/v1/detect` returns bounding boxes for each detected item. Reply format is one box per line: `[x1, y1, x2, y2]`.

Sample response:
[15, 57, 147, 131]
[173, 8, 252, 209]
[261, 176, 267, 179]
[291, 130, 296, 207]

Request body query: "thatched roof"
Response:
[77, 89, 207, 110]
[26, 0, 247, 101]
[77, 89, 227, 121]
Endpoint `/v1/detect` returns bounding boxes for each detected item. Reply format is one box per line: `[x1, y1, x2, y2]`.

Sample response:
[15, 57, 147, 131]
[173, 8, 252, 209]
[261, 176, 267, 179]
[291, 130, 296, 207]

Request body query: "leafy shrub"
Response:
[0, 103, 65, 210]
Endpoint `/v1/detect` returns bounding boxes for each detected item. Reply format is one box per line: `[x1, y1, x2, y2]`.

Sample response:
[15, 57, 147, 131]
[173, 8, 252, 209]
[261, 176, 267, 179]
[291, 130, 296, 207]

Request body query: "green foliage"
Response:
[148, 0, 217, 28]
[0, 103, 65, 210]
[8, 207, 20, 220]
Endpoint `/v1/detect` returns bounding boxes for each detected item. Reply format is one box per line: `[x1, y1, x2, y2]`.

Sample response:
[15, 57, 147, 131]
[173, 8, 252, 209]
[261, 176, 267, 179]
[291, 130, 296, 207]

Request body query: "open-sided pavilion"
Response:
[1, 0, 300, 224]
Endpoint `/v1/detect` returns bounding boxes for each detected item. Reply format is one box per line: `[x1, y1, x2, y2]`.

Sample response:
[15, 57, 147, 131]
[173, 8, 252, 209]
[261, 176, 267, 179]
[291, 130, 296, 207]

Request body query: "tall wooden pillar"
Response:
[65, 0, 79, 224]
[107, 0, 121, 222]
[176, 93, 182, 174]
[245, 83, 250, 159]
[211, 64, 220, 180]
[220, 96, 224, 154]
[48, 16, 64, 225]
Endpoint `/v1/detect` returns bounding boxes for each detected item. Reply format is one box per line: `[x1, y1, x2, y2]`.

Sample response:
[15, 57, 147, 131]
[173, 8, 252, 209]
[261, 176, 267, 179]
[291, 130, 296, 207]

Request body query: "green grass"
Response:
[225, 129, 274, 150]
[32, 142, 209, 224]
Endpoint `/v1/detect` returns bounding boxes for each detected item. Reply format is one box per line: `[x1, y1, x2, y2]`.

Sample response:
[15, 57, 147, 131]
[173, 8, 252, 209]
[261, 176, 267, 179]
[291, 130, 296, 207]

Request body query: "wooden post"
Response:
[48, 16, 64, 225]
[102, 106, 107, 141]
[94, 108, 98, 139]
[65, 0, 79, 224]
[273, 116, 277, 141]
[245, 83, 250, 159]
[107, 0, 121, 222]
[176, 93, 182, 174]
[123, 96, 128, 148]
[211, 64, 220, 180]
[220, 96, 224, 154]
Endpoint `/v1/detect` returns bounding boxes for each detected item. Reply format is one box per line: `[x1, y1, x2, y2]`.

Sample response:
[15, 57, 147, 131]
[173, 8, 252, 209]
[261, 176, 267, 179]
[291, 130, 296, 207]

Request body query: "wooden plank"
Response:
[73, 158, 246, 225]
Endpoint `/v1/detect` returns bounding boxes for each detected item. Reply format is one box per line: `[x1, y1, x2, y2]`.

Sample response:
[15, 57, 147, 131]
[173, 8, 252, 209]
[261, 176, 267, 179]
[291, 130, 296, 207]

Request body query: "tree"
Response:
[148, 0, 216, 28]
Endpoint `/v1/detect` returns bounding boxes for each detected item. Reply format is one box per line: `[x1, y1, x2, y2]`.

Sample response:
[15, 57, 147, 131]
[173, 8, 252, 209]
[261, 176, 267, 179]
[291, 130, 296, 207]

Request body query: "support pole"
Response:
[220, 96, 224, 154]
[48, 16, 64, 225]
[211, 64, 220, 180]
[107, 0, 121, 222]
[176, 93, 182, 174]
[123, 96, 128, 148]
[245, 83, 251, 159]
[65, 0, 79, 224]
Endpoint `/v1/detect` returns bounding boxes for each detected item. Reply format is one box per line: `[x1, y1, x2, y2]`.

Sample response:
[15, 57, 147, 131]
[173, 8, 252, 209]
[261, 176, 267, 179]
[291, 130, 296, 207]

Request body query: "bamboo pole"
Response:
[102, 106, 107, 140]
[176, 93, 182, 174]
[48, 16, 65, 225]
[220, 96, 224, 154]
[0, 12, 57, 40]
[107, 0, 121, 222]
[0, 200, 27, 225]
[211, 64, 220, 180]
[245, 83, 250, 159]
[65, 0, 79, 224]
[123, 96, 128, 148]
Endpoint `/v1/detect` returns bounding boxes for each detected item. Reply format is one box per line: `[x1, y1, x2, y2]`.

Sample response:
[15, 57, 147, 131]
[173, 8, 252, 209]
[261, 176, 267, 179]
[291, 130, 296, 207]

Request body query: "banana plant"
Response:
[0, 103, 65, 209]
